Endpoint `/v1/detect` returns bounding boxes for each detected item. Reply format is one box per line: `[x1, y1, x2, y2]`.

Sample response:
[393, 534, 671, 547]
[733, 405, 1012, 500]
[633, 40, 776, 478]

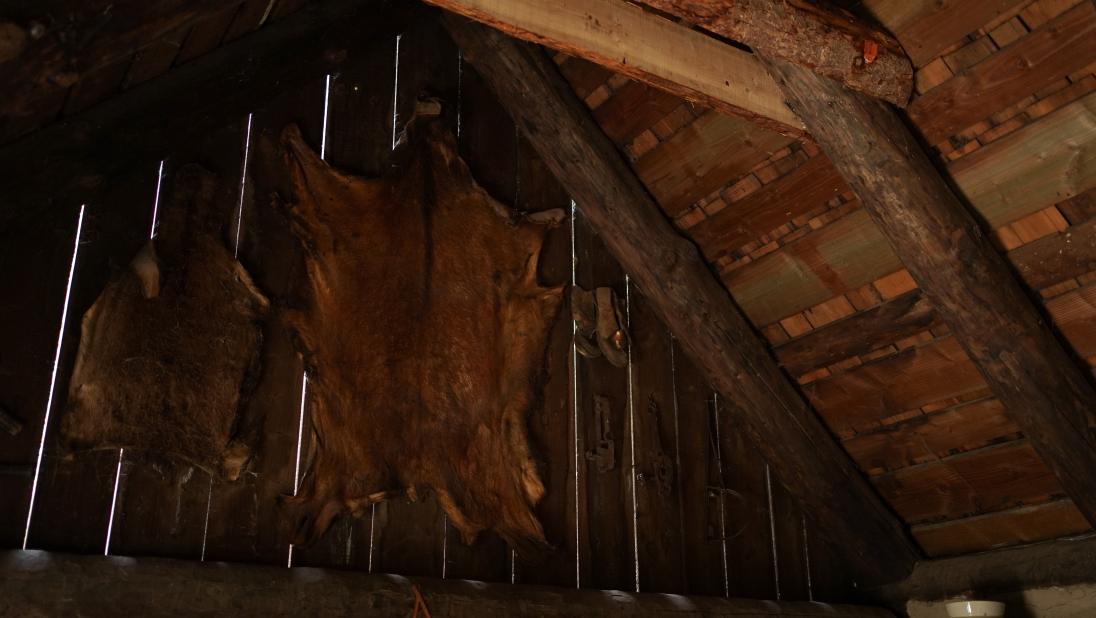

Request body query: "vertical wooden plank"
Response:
[370, 495, 444, 577]
[106, 160, 215, 561]
[512, 137, 577, 588]
[322, 38, 397, 178]
[673, 342, 727, 597]
[110, 459, 210, 559]
[574, 210, 632, 592]
[716, 400, 778, 599]
[441, 54, 514, 585]
[292, 35, 397, 573]
[26, 166, 160, 554]
[197, 77, 323, 564]
[771, 480, 810, 601]
[368, 18, 459, 579]
[628, 289, 687, 593]
[0, 198, 85, 548]
[804, 523, 856, 603]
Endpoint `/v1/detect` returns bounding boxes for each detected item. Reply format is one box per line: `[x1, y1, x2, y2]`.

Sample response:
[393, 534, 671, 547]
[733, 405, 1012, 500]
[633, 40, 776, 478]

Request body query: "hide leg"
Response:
[279, 459, 347, 546]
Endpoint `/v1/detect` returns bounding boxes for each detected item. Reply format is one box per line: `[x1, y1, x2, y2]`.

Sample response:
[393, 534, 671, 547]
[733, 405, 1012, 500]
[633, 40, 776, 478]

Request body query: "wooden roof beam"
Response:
[639, 0, 913, 106]
[1, 550, 895, 617]
[442, 15, 921, 584]
[760, 56, 1096, 528]
[419, 0, 806, 136]
[868, 532, 1096, 608]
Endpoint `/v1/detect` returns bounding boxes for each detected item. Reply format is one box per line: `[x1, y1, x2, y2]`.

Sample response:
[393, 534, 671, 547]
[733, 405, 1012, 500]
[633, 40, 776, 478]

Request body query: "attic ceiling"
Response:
[553, 0, 1096, 557]
[2, 0, 1095, 561]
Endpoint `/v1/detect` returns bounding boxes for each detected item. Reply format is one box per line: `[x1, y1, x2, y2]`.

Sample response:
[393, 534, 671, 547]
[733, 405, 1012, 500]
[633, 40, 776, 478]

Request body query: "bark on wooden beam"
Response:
[639, 0, 913, 106]
[867, 533, 1096, 606]
[419, 0, 805, 136]
[761, 57, 1096, 526]
[443, 15, 920, 584]
[0, 550, 895, 617]
[0, 0, 414, 225]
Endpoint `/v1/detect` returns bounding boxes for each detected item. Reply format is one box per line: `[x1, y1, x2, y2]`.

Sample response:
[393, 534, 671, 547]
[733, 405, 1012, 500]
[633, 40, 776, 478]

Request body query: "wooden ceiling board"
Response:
[843, 398, 1022, 476]
[634, 111, 795, 217]
[556, 55, 614, 100]
[913, 499, 1091, 557]
[690, 154, 847, 260]
[909, 2, 1096, 145]
[725, 92, 1096, 325]
[873, 440, 1062, 524]
[1046, 284, 1096, 359]
[593, 80, 683, 146]
[862, 0, 1029, 67]
[806, 336, 988, 437]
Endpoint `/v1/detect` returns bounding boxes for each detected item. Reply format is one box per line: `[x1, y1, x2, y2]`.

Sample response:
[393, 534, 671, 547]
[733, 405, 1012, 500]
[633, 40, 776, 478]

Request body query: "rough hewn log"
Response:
[774, 217, 1096, 376]
[775, 290, 938, 377]
[867, 533, 1096, 606]
[419, 0, 804, 135]
[442, 16, 920, 584]
[0, 550, 895, 617]
[762, 57, 1096, 526]
[0, 0, 415, 225]
[640, 0, 913, 106]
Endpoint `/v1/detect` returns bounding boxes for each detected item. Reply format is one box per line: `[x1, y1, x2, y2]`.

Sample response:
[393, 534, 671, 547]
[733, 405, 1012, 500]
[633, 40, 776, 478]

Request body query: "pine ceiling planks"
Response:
[862, 0, 1029, 67]
[843, 398, 1022, 476]
[805, 336, 988, 438]
[874, 440, 1063, 525]
[689, 154, 848, 261]
[908, 1, 1096, 145]
[633, 111, 795, 218]
[913, 500, 1090, 557]
[726, 91, 1096, 325]
[594, 81, 683, 146]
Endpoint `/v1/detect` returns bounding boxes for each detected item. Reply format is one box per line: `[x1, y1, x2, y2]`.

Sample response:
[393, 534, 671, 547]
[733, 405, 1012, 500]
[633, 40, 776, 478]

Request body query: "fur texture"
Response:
[61, 165, 269, 479]
[277, 118, 563, 554]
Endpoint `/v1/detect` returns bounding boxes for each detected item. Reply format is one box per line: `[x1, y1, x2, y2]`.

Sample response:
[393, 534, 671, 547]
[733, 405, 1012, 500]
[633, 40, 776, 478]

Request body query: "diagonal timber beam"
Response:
[639, 0, 913, 106]
[754, 56, 1096, 528]
[419, 0, 805, 136]
[442, 15, 921, 584]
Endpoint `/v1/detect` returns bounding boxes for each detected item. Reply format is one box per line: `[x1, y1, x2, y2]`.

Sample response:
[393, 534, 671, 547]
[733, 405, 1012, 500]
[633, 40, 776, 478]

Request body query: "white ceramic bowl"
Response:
[945, 600, 1005, 617]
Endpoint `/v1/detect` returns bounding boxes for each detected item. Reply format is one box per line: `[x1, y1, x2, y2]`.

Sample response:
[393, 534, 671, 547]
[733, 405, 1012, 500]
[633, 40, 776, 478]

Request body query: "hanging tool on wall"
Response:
[645, 396, 674, 498]
[585, 395, 615, 473]
[570, 285, 629, 368]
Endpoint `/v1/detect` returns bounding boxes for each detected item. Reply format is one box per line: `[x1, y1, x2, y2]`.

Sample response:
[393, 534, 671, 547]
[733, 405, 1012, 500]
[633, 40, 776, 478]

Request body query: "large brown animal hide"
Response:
[277, 118, 564, 554]
[61, 165, 270, 479]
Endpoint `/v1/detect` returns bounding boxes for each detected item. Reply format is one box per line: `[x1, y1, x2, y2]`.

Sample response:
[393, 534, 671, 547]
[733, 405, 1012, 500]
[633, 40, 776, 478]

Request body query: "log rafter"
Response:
[443, 15, 921, 584]
[420, 0, 805, 135]
[639, 0, 913, 106]
[757, 55, 1096, 527]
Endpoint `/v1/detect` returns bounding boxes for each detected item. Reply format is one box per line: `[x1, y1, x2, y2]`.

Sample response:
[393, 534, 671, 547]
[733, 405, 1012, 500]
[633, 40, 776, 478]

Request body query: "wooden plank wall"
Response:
[0, 20, 856, 603]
